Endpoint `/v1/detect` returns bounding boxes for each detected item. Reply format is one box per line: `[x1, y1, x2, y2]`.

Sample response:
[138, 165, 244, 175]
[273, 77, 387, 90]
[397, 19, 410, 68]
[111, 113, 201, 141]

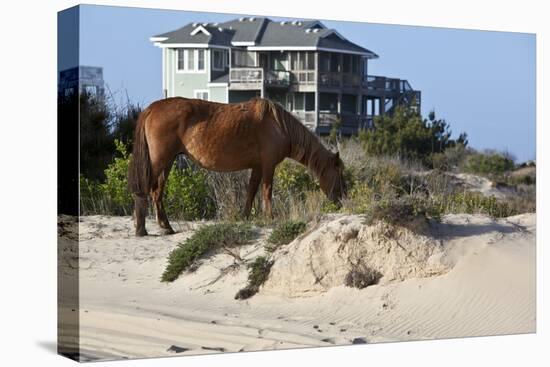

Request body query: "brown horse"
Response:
[128, 97, 346, 236]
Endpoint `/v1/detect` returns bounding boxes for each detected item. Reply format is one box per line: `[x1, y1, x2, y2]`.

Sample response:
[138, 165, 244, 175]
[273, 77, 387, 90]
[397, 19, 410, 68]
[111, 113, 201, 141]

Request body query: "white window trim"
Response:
[212, 49, 225, 71]
[231, 41, 255, 46]
[194, 89, 210, 101]
[190, 25, 211, 36]
[176, 49, 207, 74]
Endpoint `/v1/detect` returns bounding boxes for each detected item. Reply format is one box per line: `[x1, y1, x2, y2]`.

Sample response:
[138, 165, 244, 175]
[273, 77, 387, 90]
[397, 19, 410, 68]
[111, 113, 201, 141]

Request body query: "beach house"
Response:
[151, 17, 420, 134]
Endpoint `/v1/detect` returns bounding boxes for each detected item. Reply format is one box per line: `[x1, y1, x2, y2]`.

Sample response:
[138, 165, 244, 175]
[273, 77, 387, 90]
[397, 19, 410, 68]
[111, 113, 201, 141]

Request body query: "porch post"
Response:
[314, 52, 319, 129]
[378, 97, 385, 115]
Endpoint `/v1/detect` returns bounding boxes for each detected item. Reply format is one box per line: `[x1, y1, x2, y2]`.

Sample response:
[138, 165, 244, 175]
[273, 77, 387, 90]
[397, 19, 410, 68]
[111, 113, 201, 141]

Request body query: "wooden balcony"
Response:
[229, 67, 290, 90]
[229, 68, 263, 90]
[290, 70, 316, 85]
[291, 110, 316, 130]
[317, 111, 373, 135]
[363, 75, 417, 97]
[318, 72, 361, 88]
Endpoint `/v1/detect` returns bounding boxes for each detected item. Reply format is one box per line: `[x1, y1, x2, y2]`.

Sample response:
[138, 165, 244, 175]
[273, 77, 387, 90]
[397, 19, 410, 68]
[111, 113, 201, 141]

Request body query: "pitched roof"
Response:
[218, 17, 268, 43]
[153, 23, 235, 46]
[152, 17, 378, 57]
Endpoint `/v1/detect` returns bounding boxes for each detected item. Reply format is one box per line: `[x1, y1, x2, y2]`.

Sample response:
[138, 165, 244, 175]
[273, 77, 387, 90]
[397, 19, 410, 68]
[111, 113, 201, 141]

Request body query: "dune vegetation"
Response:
[70, 93, 535, 293]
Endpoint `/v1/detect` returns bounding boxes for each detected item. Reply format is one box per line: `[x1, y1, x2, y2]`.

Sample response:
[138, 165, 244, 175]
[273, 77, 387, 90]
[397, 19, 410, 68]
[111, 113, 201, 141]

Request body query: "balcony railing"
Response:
[229, 68, 263, 89]
[291, 110, 316, 129]
[265, 70, 290, 87]
[364, 75, 413, 94]
[318, 111, 372, 131]
[318, 72, 361, 88]
[290, 70, 316, 85]
[229, 67, 290, 89]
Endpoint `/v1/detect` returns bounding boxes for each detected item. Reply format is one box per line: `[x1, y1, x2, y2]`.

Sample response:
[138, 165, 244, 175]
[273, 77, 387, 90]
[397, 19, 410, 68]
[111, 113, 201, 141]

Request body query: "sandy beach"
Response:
[57, 210, 535, 361]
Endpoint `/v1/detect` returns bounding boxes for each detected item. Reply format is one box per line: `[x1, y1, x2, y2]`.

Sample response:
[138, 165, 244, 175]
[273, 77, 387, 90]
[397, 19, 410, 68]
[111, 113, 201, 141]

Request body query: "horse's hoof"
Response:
[136, 228, 148, 237]
[160, 228, 175, 235]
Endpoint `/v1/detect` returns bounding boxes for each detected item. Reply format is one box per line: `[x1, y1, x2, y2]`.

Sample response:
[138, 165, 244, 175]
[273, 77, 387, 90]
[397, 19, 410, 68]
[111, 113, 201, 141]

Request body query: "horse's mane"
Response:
[253, 98, 334, 177]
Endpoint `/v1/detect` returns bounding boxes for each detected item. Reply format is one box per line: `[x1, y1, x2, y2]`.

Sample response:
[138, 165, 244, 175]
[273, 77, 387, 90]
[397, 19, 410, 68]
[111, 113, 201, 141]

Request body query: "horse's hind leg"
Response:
[134, 194, 149, 237]
[151, 159, 175, 235]
[244, 167, 262, 218]
[261, 166, 275, 219]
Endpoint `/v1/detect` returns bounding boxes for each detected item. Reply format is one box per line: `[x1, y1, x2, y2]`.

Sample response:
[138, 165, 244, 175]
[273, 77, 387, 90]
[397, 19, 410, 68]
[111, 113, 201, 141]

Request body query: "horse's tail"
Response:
[128, 108, 152, 197]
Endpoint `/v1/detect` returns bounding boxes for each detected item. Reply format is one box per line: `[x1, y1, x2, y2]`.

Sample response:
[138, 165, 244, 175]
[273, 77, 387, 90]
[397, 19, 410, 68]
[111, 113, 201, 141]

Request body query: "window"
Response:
[177, 49, 206, 72]
[294, 93, 305, 110]
[290, 52, 315, 71]
[177, 49, 185, 70]
[290, 52, 298, 70]
[320, 52, 330, 72]
[212, 50, 225, 70]
[187, 49, 195, 70]
[232, 50, 255, 67]
[306, 52, 315, 70]
[292, 92, 315, 111]
[197, 49, 205, 70]
[305, 93, 315, 111]
[272, 53, 287, 71]
[194, 90, 209, 100]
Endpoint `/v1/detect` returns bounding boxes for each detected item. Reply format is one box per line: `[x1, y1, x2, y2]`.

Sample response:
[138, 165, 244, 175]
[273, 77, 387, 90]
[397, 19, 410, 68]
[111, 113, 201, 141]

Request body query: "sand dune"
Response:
[58, 212, 535, 361]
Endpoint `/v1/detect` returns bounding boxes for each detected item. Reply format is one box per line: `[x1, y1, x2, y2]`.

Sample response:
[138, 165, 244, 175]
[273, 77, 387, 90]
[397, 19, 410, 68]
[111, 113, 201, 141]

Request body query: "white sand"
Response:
[58, 212, 535, 361]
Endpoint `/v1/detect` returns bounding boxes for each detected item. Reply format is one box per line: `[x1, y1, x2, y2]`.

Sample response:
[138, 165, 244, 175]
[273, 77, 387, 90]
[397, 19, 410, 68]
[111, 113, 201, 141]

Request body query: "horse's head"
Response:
[319, 151, 347, 204]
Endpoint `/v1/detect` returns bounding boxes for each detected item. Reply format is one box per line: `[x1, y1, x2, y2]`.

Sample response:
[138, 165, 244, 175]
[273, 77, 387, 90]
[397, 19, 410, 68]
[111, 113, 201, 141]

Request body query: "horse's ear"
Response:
[335, 151, 340, 159]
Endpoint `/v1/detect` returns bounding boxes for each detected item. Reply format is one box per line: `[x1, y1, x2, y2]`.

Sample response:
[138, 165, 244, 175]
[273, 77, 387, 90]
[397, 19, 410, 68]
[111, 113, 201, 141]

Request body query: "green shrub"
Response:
[344, 182, 374, 214]
[464, 151, 515, 176]
[164, 164, 215, 220]
[274, 159, 318, 198]
[266, 220, 307, 251]
[162, 223, 255, 282]
[235, 256, 273, 300]
[355, 156, 405, 196]
[364, 194, 439, 229]
[79, 140, 216, 219]
[101, 139, 133, 214]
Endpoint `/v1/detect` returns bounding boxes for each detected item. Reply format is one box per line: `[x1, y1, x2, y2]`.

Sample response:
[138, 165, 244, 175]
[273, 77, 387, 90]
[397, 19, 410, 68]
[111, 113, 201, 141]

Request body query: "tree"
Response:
[79, 91, 113, 181]
[359, 106, 467, 164]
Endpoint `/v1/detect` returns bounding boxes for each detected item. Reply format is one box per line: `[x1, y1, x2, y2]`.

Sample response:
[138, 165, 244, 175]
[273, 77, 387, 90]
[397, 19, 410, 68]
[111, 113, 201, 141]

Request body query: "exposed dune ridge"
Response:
[58, 212, 535, 361]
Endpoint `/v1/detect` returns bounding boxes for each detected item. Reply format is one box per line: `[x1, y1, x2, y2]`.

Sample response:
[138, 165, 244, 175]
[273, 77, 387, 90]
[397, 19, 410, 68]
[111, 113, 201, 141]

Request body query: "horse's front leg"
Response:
[244, 167, 262, 218]
[261, 167, 275, 219]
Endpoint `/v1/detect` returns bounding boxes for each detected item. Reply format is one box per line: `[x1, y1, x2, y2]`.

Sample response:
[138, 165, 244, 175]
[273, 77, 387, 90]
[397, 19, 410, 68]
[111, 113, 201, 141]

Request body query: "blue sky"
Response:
[65, 5, 535, 162]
